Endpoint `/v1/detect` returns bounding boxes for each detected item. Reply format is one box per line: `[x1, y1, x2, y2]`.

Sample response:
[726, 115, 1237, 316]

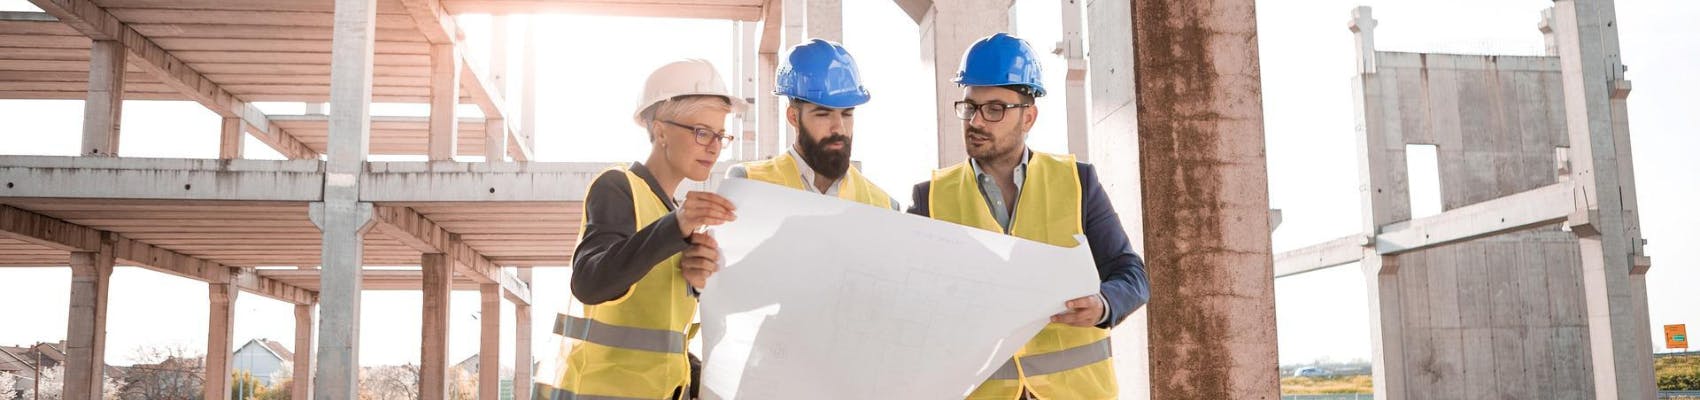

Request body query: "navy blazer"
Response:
[908, 162, 1150, 329]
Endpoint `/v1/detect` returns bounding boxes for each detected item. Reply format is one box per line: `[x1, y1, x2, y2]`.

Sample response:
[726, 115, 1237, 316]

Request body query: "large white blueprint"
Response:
[698, 179, 1100, 400]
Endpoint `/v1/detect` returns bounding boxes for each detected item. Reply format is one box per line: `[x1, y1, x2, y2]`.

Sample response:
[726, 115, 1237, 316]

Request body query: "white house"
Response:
[232, 339, 293, 386]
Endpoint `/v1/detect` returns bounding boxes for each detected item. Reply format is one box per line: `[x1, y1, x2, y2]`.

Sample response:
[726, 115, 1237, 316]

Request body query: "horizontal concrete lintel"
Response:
[1375, 182, 1575, 255]
[360, 161, 611, 202]
[0, 156, 324, 201]
[1273, 235, 1365, 278]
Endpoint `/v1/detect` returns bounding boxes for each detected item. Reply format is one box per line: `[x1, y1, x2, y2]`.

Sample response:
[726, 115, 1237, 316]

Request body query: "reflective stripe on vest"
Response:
[533, 382, 657, 400]
[553, 314, 686, 354]
[739, 152, 893, 209]
[987, 337, 1112, 379]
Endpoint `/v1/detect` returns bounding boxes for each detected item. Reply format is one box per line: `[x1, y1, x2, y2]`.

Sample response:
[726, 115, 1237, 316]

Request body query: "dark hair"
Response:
[998, 85, 1037, 104]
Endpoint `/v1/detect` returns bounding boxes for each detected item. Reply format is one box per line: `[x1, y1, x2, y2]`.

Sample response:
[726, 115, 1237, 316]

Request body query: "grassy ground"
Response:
[1659, 353, 1700, 390]
[1280, 375, 1373, 395]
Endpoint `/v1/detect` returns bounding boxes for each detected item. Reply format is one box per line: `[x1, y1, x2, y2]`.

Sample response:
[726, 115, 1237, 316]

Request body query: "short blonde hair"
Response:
[643, 95, 733, 142]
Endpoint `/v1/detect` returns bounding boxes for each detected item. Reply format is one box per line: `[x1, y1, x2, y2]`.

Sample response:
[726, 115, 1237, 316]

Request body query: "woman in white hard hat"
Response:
[538, 59, 747, 400]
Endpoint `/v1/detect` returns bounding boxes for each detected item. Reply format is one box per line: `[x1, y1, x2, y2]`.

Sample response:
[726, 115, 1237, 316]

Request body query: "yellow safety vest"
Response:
[740, 152, 893, 209]
[538, 168, 696, 400]
[929, 152, 1118, 400]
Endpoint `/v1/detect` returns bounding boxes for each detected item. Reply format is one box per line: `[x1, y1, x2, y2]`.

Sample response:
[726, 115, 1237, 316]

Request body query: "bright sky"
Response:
[0, 0, 1694, 370]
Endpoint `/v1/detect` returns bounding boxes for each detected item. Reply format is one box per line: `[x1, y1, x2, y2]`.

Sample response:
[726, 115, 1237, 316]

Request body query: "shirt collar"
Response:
[970, 147, 1032, 190]
[787, 147, 841, 194]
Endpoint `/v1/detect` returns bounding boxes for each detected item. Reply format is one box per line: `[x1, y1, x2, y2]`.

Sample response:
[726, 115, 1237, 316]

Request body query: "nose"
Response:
[967, 109, 992, 131]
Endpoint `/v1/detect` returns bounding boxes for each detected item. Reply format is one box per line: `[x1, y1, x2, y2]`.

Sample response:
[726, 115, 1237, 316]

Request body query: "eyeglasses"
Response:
[661, 120, 735, 147]
[953, 101, 1032, 123]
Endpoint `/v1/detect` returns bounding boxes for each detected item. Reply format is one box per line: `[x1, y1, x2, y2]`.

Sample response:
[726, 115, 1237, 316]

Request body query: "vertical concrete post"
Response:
[293, 296, 317, 400]
[205, 279, 237, 400]
[484, 118, 507, 162]
[1131, 0, 1279, 398]
[757, 50, 780, 159]
[64, 234, 114, 400]
[314, 0, 378, 397]
[1551, 0, 1656, 397]
[732, 21, 760, 161]
[1539, 8, 1559, 57]
[421, 253, 453, 400]
[1059, 0, 1089, 161]
[220, 117, 245, 159]
[487, 15, 511, 163]
[806, 0, 842, 42]
[478, 283, 501, 400]
[82, 40, 125, 157]
[520, 19, 538, 153]
[1345, 7, 1410, 400]
[1084, 0, 1148, 397]
[512, 268, 533, 400]
[429, 43, 462, 161]
[919, 0, 1012, 167]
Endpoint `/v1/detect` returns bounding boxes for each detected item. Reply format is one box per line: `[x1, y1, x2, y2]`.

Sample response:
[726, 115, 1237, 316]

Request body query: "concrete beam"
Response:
[25, 0, 320, 160]
[442, 1, 764, 20]
[0, 156, 324, 201]
[204, 282, 236, 400]
[398, 0, 527, 162]
[478, 283, 501, 400]
[420, 253, 452, 400]
[370, 205, 532, 304]
[361, 161, 606, 202]
[63, 234, 113, 400]
[891, 0, 931, 24]
[81, 40, 124, 157]
[429, 43, 461, 161]
[399, 0, 461, 45]
[1132, 0, 1280, 398]
[1273, 235, 1365, 278]
[0, 205, 317, 304]
[1374, 182, 1575, 255]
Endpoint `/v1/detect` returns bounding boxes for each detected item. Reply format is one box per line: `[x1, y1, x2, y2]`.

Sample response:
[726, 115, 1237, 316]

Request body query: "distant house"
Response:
[233, 339, 293, 386]
[0, 341, 123, 396]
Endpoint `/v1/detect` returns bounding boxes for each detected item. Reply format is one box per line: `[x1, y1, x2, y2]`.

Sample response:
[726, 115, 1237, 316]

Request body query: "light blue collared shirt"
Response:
[970, 148, 1108, 325]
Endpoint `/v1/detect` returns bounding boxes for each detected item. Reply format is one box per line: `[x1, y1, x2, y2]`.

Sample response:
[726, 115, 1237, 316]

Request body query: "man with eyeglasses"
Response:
[728, 39, 900, 210]
[907, 33, 1149, 400]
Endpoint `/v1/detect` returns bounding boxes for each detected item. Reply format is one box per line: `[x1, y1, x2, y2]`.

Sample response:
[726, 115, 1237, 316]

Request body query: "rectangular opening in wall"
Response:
[1406, 144, 1442, 218]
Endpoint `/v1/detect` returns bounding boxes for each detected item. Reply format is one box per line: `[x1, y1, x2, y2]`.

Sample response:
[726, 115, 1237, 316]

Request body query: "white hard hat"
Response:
[633, 58, 749, 127]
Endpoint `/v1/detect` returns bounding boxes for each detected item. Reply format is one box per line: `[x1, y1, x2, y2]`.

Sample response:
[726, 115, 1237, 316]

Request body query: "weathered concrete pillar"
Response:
[512, 268, 533, 400]
[805, 0, 842, 42]
[313, 0, 378, 397]
[1551, 0, 1656, 397]
[1131, 0, 1280, 398]
[82, 40, 125, 157]
[478, 283, 501, 400]
[1345, 7, 1410, 400]
[918, 0, 1012, 167]
[421, 253, 452, 400]
[293, 298, 316, 400]
[429, 43, 461, 161]
[1084, 0, 1148, 397]
[205, 280, 237, 400]
[64, 234, 114, 400]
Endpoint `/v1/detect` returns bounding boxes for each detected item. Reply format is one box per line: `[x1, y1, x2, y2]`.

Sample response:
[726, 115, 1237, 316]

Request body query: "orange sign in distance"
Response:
[1668, 324, 1688, 350]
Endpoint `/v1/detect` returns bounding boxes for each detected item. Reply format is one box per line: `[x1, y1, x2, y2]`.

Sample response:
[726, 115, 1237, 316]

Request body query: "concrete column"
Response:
[487, 16, 511, 163]
[757, 51, 781, 159]
[220, 117, 244, 159]
[1551, 1, 1656, 397]
[205, 281, 237, 400]
[1347, 8, 1410, 399]
[484, 118, 507, 162]
[82, 40, 125, 157]
[429, 43, 462, 161]
[421, 253, 452, 400]
[314, 0, 379, 397]
[64, 235, 114, 400]
[1059, 0, 1088, 161]
[512, 268, 533, 400]
[774, 0, 807, 155]
[1084, 0, 1147, 397]
[293, 299, 316, 400]
[1539, 8, 1559, 57]
[736, 22, 760, 161]
[478, 283, 501, 400]
[919, 0, 1012, 167]
[1130, 0, 1279, 398]
[520, 19, 538, 152]
[805, 0, 842, 42]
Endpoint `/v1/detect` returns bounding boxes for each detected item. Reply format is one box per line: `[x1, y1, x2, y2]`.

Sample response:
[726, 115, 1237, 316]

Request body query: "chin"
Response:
[686, 168, 712, 182]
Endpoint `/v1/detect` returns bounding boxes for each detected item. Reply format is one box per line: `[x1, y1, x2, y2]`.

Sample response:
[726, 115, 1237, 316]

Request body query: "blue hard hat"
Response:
[953, 32, 1046, 97]
[775, 39, 872, 108]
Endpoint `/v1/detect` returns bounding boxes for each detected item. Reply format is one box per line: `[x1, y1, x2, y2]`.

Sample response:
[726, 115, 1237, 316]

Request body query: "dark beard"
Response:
[797, 123, 852, 180]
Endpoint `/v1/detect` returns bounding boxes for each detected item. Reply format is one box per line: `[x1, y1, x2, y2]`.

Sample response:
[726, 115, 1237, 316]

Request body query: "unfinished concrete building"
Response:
[1273, 5, 1655, 399]
[0, 0, 1651, 399]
